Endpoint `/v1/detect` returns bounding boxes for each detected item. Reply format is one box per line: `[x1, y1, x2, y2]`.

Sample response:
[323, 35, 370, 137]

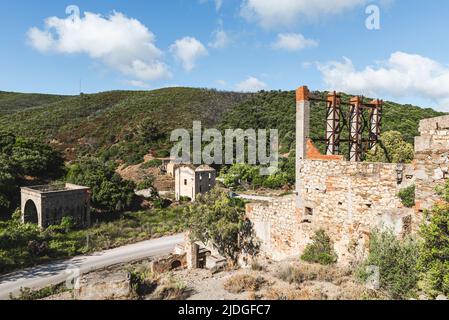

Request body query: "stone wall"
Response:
[414, 115, 449, 213]
[248, 160, 415, 265]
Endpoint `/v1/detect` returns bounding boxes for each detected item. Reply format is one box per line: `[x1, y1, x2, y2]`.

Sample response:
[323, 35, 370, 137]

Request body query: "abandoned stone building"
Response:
[246, 86, 449, 266]
[21, 183, 91, 229]
[175, 164, 216, 201]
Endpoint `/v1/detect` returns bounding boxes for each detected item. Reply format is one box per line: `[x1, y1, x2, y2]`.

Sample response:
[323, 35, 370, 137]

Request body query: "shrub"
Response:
[418, 203, 449, 297]
[365, 131, 415, 163]
[224, 274, 267, 294]
[358, 229, 419, 299]
[66, 156, 136, 212]
[153, 198, 171, 209]
[151, 276, 190, 300]
[27, 240, 49, 257]
[301, 230, 338, 265]
[398, 185, 415, 208]
[136, 175, 156, 192]
[178, 196, 191, 202]
[141, 159, 163, 169]
[10, 284, 68, 300]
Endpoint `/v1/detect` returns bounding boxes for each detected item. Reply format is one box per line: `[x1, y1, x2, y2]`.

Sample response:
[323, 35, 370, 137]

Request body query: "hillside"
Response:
[0, 91, 69, 116]
[0, 88, 251, 164]
[0, 88, 444, 164]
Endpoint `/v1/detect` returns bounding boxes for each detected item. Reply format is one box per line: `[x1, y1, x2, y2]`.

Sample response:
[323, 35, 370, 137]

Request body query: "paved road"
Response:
[0, 233, 185, 300]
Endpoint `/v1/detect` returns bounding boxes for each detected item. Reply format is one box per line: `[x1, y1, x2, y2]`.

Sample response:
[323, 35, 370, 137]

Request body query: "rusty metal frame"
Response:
[309, 92, 383, 162]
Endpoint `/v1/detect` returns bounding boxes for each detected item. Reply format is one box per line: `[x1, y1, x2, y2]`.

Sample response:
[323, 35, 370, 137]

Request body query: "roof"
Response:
[195, 165, 215, 172]
[21, 183, 90, 194]
[175, 164, 216, 173]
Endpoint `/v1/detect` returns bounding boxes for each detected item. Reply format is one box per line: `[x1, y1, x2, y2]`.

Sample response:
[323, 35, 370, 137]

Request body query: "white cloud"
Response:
[272, 33, 318, 51]
[209, 29, 231, 49]
[235, 76, 268, 92]
[27, 11, 171, 82]
[170, 37, 208, 71]
[241, 0, 368, 28]
[317, 52, 449, 110]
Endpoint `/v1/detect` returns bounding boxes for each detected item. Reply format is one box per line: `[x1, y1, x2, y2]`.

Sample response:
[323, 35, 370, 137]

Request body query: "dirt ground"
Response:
[43, 256, 375, 300]
[117, 162, 175, 192]
[171, 258, 371, 300]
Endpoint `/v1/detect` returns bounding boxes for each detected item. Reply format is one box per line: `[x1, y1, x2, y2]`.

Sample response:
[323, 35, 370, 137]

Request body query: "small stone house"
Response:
[21, 183, 91, 229]
[175, 165, 216, 201]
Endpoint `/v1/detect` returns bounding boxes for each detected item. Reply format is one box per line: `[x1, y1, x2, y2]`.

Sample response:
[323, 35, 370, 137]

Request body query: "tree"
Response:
[418, 203, 449, 297]
[66, 156, 136, 212]
[0, 155, 16, 211]
[184, 189, 259, 263]
[0, 132, 64, 216]
[365, 131, 414, 164]
[358, 229, 419, 299]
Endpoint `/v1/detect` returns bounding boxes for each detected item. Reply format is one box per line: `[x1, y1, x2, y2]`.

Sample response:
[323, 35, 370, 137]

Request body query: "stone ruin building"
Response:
[21, 183, 91, 229]
[245, 85, 449, 266]
[175, 164, 216, 202]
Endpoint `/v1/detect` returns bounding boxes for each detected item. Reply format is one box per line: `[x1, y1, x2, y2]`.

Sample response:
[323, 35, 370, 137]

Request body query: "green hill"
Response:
[0, 88, 444, 164]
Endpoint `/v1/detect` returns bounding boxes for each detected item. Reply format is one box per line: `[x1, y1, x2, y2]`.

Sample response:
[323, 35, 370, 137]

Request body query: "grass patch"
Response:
[150, 275, 191, 300]
[224, 274, 267, 294]
[9, 283, 69, 300]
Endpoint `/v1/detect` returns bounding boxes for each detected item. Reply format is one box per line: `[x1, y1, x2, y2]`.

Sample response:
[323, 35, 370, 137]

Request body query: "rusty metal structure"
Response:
[310, 91, 383, 162]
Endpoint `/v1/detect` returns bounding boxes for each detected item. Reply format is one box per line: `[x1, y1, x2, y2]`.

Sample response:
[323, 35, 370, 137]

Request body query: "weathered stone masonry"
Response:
[247, 86, 449, 266]
[21, 183, 90, 229]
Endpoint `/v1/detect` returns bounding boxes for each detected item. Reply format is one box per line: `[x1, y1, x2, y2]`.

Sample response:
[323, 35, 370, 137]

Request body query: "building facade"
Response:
[175, 165, 216, 201]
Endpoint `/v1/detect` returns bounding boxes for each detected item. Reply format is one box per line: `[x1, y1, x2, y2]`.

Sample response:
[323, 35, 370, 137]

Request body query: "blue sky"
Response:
[1, 0, 449, 110]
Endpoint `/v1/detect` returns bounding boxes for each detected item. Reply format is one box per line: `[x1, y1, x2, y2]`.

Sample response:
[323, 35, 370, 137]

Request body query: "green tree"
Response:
[184, 189, 259, 263]
[66, 156, 136, 212]
[0, 155, 16, 211]
[365, 131, 414, 164]
[358, 229, 419, 299]
[418, 203, 449, 297]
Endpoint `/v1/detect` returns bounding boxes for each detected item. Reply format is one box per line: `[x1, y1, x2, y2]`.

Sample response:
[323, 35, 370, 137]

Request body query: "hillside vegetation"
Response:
[220, 90, 444, 155]
[0, 88, 444, 165]
[0, 88, 251, 164]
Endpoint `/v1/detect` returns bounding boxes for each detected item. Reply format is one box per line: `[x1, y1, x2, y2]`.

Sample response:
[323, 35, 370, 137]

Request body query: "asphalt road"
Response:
[0, 233, 185, 300]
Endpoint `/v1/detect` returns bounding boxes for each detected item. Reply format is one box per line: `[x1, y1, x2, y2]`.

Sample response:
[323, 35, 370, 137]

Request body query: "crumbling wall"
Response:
[248, 160, 415, 266]
[414, 115, 449, 214]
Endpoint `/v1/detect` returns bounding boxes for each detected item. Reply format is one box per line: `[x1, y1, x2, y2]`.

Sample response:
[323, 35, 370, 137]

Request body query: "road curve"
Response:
[0, 233, 185, 300]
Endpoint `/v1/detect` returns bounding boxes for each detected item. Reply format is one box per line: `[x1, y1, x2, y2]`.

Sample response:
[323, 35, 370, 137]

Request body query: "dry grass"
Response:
[277, 263, 352, 285]
[224, 274, 267, 294]
[151, 276, 191, 300]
